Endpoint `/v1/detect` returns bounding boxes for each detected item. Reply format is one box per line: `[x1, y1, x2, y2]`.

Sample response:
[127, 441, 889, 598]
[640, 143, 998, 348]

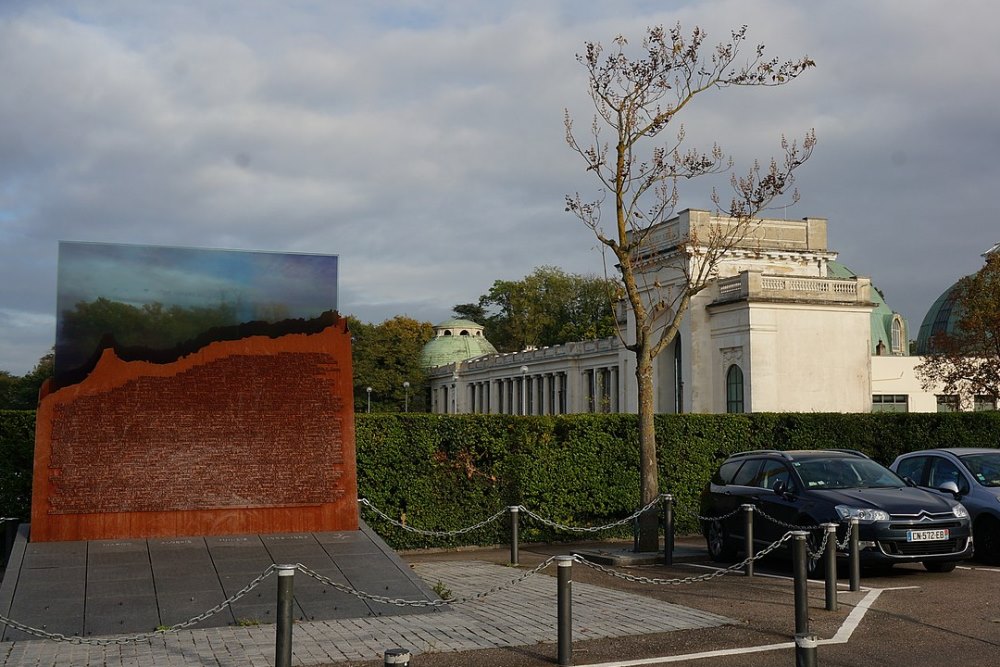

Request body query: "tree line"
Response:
[0, 267, 619, 413]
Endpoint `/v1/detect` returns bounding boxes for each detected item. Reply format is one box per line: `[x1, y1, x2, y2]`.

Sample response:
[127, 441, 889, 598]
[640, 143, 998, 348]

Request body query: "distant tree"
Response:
[477, 266, 622, 352]
[451, 303, 488, 326]
[0, 350, 55, 409]
[564, 24, 815, 549]
[349, 315, 434, 412]
[917, 251, 1000, 408]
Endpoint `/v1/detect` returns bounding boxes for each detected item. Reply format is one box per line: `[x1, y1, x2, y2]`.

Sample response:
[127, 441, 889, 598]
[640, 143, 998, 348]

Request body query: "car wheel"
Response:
[923, 561, 957, 573]
[706, 520, 737, 562]
[974, 516, 1000, 565]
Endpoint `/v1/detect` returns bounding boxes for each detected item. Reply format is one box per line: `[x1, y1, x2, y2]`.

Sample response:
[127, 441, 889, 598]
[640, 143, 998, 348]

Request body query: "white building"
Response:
[424, 209, 994, 415]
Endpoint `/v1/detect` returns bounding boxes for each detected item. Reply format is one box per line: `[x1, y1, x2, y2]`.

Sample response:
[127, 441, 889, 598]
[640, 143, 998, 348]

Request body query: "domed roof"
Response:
[915, 280, 962, 355]
[827, 262, 907, 355]
[420, 319, 498, 368]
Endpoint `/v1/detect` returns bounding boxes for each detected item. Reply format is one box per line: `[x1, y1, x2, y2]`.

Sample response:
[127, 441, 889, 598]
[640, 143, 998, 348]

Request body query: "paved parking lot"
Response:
[3, 535, 1000, 666]
[377, 537, 1000, 667]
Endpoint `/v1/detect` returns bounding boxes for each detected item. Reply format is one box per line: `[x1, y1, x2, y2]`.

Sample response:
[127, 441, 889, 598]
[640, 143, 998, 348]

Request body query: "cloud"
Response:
[1, 1, 1000, 374]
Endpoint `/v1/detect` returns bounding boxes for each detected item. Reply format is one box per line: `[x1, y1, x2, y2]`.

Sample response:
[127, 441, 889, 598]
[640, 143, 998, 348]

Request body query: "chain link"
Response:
[0, 565, 276, 645]
[515, 495, 665, 534]
[294, 557, 558, 607]
[685, 505, 746, 524]
[751, 506, 825, 531]
[359, 498, 508, 537]
[574, 531, 796, 585]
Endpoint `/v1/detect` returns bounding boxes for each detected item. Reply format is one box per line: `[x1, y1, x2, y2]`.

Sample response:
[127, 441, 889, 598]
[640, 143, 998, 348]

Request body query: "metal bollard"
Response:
[791, 531, 818, 667]
[556, 555, 573, 666]
[824, 522, 838, 611]
[662, 494, 674, 566]
[384, 648, 411, 666]
[275, 564, 296, 667]
[849, 517, 861, 592]
[742, 504, 755, 578]
[509, 506, 520, 566]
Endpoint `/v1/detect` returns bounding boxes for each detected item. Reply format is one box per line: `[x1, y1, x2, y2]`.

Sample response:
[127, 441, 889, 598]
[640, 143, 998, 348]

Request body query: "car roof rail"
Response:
[826, 448, 871, 459]
[729, 449, 792, 460]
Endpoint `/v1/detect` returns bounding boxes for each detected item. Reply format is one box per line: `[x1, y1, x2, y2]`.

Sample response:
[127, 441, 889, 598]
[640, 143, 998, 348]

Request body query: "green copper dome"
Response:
[420, 319, 498, 368]
[915, 280, 962, 355]
[827, 262, 908, 355]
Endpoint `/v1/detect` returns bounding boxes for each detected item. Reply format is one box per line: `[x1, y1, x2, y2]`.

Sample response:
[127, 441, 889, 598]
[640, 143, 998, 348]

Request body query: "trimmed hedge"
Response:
[0, 410, 35, 521]
[3, 410, 998, 547]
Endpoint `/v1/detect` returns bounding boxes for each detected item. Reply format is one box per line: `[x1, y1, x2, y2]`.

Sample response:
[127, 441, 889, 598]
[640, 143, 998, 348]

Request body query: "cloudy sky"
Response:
[2, 0, 998, 375]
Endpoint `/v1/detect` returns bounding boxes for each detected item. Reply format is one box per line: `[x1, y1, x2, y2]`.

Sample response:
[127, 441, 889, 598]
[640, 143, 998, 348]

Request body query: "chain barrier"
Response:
[682, 505, 745, 524]
[751, 506, 825, 532]
[574, 531, 796, 585]
[0, 565, 276, 645]
[295, 557, 558, 607]
[515, 495, 664, 534]
[359, 495, 666, 537]
[358, 498, 508, 537]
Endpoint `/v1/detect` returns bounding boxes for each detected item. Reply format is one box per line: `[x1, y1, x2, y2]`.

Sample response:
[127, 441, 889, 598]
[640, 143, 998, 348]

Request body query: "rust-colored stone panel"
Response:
[31, 320, 357, 542]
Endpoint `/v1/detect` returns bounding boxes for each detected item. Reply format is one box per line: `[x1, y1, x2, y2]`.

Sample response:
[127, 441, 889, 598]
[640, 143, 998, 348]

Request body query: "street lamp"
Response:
[366, 386, 372, 413]
[403, 381, 410, 412]
[520, 365, 529, 416]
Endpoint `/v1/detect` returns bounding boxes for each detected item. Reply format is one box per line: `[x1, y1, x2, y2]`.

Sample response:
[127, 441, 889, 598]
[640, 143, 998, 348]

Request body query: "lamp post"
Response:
[520, 365, 529, 415]
[403, 381, 410, 412]
[366, 386, 372, 413]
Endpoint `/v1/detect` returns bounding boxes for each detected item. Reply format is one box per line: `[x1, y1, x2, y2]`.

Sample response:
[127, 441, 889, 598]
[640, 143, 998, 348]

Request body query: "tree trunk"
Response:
[635, 346, 660, 552]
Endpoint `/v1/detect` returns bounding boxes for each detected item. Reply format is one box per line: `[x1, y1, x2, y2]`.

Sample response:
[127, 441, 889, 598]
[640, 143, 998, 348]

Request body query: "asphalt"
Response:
[0, 528, 728, 666]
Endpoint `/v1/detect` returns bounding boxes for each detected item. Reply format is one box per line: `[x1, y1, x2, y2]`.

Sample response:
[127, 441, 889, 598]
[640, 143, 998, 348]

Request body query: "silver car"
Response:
[891, 448, 1000, 564]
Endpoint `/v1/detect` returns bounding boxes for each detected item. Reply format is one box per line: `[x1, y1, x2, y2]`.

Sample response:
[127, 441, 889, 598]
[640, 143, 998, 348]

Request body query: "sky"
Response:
[2, 0, 999, 375]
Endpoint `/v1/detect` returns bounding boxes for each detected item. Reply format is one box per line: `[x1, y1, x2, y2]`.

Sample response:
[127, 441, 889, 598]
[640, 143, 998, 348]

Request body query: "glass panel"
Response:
[726, 365, 744, 414]
[55, 241, 337, 379]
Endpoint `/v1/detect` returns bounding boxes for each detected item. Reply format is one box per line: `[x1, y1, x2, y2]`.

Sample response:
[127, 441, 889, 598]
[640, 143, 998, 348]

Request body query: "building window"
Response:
[936, 395, 959, 413]
[872, 394, 909, 413]
[975, 395, 997, 411]
[890, 317, 903, 354]
[726, 365, 744, 414]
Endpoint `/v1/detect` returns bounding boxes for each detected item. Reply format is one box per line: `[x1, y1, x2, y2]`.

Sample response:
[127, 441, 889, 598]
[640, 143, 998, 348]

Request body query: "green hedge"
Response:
[0, 410, 35, 521]
[3, 410, 998, 547]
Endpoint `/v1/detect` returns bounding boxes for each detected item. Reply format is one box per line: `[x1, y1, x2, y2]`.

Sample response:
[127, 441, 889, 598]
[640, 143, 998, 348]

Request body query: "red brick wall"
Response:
[31, 321, 357, 541]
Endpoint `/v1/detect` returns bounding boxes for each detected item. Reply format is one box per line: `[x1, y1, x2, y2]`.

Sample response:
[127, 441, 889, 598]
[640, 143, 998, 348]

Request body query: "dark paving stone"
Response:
[156, 591, 236, 628]
[88, 539, 147, 552]
[84, 595, 160, 636]
[146, 537, 204, 551]
[87, 577, 157, 598]
[87, 563, 153, 582]
[87, 550, 151, 567]
[13, 568, 86, 592]
[154, 574, 224, 595]
[0, 523, 435, 639]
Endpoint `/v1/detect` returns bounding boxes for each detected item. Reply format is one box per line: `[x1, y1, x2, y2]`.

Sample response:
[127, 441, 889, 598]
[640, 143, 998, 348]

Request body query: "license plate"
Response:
[906, 529, 949, 542]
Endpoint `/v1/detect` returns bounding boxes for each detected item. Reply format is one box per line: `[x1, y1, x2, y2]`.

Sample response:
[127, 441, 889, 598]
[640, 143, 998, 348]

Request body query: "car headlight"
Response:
[952, 504, 969, 519]
[835, 505, 890, 522]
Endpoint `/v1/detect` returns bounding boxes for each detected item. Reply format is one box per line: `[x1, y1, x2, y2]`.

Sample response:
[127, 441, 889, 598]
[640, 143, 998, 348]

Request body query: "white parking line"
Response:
[575, 584, 919, 667]
[680, 562, 868, 590]
[958, 565, 1000, 573]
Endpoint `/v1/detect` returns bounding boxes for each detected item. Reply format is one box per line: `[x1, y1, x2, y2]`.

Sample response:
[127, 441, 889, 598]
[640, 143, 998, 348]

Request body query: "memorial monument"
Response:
[30, 241, 357, 542]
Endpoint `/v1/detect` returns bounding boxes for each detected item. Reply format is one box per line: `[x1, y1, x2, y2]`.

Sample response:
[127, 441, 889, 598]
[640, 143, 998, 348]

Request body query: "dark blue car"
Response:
[701, 449, 973, 572]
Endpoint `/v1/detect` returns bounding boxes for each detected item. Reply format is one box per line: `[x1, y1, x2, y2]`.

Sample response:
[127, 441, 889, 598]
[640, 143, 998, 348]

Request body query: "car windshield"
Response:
[793, 457, 905, 490]
[960, 453, 1000, 488]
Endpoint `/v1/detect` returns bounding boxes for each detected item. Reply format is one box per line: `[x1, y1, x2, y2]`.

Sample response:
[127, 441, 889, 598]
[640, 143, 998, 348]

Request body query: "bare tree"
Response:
[917, 248, 1000, 409]
[564, 24, 816, 549]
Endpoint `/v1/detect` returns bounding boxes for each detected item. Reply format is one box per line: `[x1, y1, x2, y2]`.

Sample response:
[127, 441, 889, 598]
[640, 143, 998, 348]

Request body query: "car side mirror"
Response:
[902, 476, 917, 487]
[772, 480, 788, 496]
[938, 480, 961, 498]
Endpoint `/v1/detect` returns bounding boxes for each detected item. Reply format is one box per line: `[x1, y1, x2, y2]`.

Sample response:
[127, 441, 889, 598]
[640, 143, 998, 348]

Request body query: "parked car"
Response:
[891, 448, 1000, 564]
[700, 449, 973, 572]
